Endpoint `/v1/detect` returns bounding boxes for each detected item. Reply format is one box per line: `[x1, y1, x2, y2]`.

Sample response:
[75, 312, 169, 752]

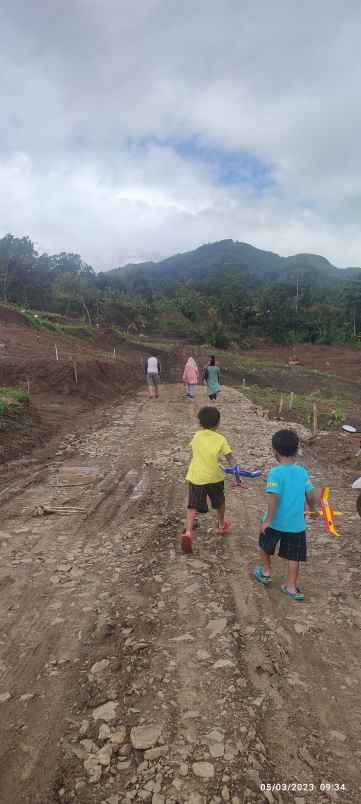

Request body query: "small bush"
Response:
[0, 387, 29, 415]
[190, 328, 206, 344]
[39, 319, 60, 332]
[212, 331, 230, 349]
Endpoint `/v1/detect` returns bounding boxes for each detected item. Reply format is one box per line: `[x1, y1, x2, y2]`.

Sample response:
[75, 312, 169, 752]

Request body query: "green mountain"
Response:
[2, 231, 361, 346]
[113, 239, 358, 296]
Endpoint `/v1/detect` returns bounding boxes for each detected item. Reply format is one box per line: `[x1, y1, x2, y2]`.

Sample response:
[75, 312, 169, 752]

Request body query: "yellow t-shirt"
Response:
[186, 429, 232, 485]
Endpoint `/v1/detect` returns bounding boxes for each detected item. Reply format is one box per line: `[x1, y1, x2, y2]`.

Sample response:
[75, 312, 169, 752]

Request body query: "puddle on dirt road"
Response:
[56, 466, 101, 485]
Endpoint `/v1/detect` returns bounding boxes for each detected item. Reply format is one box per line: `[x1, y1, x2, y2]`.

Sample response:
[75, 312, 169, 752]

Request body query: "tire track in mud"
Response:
[0, 398, 164, 803]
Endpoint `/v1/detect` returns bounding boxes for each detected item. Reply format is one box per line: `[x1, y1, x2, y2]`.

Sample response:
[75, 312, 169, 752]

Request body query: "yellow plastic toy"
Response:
[305, 487, 342, 539]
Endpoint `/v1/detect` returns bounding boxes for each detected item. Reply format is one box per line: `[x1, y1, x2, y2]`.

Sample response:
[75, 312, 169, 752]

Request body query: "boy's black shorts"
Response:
[188, 481, 225, 513]
[259, 527, 307, 562]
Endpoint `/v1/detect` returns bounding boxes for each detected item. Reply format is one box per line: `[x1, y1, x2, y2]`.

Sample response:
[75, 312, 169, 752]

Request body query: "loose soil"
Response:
[0, 383, 360, 804]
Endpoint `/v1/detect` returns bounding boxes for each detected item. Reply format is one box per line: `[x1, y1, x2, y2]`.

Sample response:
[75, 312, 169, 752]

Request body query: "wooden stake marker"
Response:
[312, 402, 318, 435]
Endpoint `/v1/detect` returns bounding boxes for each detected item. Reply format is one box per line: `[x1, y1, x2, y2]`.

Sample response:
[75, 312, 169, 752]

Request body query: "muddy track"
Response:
[0, 385, 360, 804]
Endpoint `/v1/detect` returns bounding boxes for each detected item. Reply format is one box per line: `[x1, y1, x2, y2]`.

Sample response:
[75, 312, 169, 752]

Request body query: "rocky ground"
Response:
[0, 384, 360, 804]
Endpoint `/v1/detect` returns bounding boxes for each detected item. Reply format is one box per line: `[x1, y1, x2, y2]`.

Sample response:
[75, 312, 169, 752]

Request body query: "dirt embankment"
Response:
[0, 314, 177, 464]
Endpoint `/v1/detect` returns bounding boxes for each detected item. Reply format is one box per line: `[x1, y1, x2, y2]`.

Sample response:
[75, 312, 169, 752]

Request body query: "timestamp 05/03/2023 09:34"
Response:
[260, 783, 347, 793]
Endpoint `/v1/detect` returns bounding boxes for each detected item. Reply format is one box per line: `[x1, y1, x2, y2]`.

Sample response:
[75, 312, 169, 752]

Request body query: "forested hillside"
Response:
[1, 233, 361, 346]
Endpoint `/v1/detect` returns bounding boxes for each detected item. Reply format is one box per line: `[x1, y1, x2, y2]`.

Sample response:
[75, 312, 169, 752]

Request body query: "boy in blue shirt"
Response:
[252, 429, 317, 601]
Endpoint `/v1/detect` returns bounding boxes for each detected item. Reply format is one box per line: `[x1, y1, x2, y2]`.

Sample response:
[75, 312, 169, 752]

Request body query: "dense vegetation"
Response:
[1, 233, 361, 347]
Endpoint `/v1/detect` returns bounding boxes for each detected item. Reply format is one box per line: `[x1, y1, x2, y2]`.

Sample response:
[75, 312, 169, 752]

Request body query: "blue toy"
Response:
[224, 465, 262, 487]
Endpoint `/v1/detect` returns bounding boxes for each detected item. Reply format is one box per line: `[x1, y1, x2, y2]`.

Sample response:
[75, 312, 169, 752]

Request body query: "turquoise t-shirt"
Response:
[266, 464, 314, 533]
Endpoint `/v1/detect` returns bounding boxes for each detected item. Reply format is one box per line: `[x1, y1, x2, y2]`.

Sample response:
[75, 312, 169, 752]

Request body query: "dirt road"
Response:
[0, 384, 360, 804]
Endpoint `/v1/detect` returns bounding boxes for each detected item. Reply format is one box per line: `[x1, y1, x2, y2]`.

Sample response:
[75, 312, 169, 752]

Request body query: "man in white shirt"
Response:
[144, 355, 161, 398]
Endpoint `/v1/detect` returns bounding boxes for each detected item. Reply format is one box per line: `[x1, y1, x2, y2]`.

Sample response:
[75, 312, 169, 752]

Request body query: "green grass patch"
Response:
[59, 323, 94, 338]
[4, 304, 94, 336]
[0, 387, 29, 415]
[127, 336, 177, 352]
[241, 384, 352, 428]
[26, 315, 94, 338]
[0, 302, 58, 331]
[239, 358, 339, 382]
[17, 309, 62, 332]
[305, 368, 338, 380]
[239, 356, 285, 370]
[239, 357, 343, 384]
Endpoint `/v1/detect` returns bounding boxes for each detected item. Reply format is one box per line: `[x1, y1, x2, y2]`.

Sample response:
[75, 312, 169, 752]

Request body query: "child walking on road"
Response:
[181, 406, 234, 554]
[182, 357, 199, 399]
[144, 355, 161, 399]
[252, 429, 317, 601]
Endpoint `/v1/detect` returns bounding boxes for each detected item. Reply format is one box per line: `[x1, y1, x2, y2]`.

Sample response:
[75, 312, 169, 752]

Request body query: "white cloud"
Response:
[1, 0, 361, 267]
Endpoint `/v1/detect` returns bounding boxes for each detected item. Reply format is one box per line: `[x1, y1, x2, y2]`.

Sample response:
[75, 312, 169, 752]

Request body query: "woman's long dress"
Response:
[205, 365, 221, 398]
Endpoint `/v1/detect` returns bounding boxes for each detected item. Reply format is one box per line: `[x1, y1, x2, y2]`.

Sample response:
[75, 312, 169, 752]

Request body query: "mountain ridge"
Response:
[110, 240, 359, 285]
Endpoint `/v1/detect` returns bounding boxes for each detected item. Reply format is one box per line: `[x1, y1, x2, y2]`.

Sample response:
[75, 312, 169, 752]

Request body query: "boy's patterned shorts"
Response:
[259, 527, 307, 562]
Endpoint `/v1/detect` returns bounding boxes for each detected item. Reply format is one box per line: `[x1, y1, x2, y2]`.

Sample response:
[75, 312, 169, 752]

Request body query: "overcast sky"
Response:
[1, 0, 361, 269]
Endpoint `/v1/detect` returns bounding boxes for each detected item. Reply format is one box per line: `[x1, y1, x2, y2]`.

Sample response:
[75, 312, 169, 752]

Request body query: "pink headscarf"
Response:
[182, 357, 199, 384]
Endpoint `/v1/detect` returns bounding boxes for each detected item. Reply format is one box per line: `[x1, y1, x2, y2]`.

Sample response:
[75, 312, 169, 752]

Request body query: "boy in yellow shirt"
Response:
[182, 406, 234, 554]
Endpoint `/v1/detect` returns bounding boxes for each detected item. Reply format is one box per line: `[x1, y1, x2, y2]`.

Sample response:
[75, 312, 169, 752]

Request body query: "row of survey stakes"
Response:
[53, 342, 119, 384]
[21, 342, 120, 394]
[241, 383, 320, 436]
[279, 392, 319, 435]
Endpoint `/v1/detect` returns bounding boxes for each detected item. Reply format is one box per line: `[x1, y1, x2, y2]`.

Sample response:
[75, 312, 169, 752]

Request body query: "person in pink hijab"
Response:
[182, 357, 199, 399]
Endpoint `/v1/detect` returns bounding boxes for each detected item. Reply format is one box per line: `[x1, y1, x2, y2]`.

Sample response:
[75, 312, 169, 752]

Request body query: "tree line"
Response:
[1, 232, 361, 347]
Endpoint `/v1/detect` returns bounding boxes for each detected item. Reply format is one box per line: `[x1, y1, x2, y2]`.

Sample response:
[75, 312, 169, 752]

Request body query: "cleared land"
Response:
[1, 313, 361, 803]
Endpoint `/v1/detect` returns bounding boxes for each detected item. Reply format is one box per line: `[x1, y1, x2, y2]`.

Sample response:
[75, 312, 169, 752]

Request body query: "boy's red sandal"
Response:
[216, 519, 232, 536]
[181, 533, 193, 554]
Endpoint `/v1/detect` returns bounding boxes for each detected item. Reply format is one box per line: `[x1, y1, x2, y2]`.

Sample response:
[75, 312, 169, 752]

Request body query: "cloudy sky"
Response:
[1, 0, 361, 269]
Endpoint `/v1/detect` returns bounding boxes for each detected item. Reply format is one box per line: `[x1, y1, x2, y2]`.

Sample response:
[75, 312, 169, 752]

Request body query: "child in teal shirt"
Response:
[252, 429, 317, 601]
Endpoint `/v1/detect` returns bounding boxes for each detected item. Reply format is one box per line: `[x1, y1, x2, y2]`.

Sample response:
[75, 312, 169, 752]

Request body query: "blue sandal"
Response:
[251, 565, 272, 586]
[280, 585, 304, 601]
